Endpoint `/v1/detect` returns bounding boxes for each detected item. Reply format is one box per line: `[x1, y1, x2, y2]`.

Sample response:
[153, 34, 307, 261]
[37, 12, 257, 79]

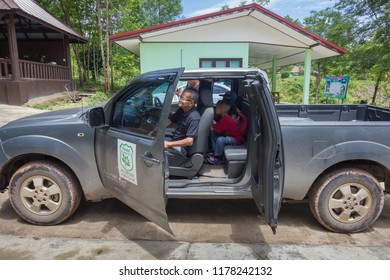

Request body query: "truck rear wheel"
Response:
[309, 168, 384, 233]
[9, 161, 82, 225]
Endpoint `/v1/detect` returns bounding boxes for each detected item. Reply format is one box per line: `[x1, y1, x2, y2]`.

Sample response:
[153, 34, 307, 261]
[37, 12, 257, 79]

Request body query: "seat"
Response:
[223, 100, 250, 178]
[168, 80, 214, 177]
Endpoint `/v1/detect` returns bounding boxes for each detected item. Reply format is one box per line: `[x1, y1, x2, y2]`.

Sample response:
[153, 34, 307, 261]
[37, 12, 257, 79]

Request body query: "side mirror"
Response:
[84, 107, 106, 128]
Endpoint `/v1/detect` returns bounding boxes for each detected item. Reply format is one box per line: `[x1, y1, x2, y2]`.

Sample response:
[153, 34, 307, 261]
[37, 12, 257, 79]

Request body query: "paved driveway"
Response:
[0, 104, 47, 127]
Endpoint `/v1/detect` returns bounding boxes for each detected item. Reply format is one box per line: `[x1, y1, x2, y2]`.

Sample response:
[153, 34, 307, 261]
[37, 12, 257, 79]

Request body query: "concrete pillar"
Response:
[272, 57, 277, 92]
[7, 14, 21, 81]
[302, 49, 312, 104]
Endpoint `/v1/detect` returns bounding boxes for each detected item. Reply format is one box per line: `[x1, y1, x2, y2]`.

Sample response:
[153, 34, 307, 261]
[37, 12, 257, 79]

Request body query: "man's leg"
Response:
[164, 137, 188, 166]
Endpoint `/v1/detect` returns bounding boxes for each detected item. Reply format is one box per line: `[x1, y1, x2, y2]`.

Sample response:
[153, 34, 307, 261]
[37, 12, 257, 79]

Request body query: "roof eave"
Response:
[16, 10, 88, 44]
[109, 3, 346, 55]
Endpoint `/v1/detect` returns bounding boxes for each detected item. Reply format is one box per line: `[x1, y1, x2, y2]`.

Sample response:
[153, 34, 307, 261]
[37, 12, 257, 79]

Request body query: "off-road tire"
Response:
[309, 168, 384, 233]
[9, 161, 82, 225]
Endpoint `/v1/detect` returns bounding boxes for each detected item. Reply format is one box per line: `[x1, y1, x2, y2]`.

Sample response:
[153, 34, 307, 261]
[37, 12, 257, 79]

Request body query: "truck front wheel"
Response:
[9, 161, 82, 225]
[309, 168, 384, 233]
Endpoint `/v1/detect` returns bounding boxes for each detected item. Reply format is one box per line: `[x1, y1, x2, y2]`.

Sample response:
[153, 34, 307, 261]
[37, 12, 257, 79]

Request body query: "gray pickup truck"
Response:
[0, 68, 389, 234]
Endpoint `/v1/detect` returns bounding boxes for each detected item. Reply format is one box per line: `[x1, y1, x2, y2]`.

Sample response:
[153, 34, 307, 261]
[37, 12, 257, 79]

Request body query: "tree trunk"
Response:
[97, 0, 108, 93]
[72, 44, 83, 87]
[93, 44, 98, 84]
[110, 42, 114, 90]
[86, 42, 91, 82]
[372, 71, 383, 104]
[105, 0, 111, 92]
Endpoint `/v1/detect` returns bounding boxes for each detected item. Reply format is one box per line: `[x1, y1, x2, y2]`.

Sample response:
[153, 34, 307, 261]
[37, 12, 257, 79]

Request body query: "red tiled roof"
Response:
[110, 3, 345, 54]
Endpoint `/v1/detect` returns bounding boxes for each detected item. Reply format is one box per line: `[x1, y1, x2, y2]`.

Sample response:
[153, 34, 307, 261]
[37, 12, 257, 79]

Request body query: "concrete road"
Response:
[0, 192, 389, 259]
[0, 104, 47, 127]
[0, 105, 389, 259]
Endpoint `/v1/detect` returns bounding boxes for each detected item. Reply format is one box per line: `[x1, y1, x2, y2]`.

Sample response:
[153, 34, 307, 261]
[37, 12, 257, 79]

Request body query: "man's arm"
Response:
[166, 119, 173, 127]
[164, 137, 194, 149]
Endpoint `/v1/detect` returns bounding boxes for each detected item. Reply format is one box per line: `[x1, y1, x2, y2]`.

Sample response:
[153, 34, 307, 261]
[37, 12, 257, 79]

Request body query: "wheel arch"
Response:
[0, 153, 85, 199]
[0, 135, 110, 201]
[308, 159, 389, 198]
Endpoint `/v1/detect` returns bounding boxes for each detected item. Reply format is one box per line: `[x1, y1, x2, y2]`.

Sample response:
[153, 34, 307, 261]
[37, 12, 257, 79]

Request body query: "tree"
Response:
[348, 42, 389, 104]
[140, 0, 183, 26]
[336, 0, 389, 46]
[335, 0, 389, 103]
[284, 15, 302, 26]
[303, 8, 357, 102]
[220, 0, 270, 10]
[35, 0, 183, 93]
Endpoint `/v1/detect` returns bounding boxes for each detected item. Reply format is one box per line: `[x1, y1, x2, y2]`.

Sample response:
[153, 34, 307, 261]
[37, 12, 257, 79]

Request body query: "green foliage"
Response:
[221, 0, 270, 10]
[335, 0, 389, 103]
[140, 0, 183, 26]
[281, 72, 290, 79]
[284, 15, 302, 26]
[303, 8, 357, 94]
[336, 0, 389, 46]
[277, 76, 389, 107]
[35, 0, 183, 94]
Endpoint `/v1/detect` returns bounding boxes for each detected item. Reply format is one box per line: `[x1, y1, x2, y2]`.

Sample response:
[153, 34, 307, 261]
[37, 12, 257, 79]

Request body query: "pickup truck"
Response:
[0, 68, 388, 234]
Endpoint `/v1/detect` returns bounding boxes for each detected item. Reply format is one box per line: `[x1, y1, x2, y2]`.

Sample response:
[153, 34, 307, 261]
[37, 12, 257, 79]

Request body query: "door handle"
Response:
[140, 152, 160, 166]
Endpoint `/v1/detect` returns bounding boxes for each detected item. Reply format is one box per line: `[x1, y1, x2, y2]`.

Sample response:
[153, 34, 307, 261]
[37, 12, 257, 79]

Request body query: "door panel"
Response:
[95, 68, 184, 234]
[245, 73, 284, 233]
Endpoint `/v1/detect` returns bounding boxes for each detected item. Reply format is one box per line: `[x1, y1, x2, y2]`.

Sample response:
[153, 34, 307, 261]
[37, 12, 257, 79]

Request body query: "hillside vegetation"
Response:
[277, 75, 389, 107]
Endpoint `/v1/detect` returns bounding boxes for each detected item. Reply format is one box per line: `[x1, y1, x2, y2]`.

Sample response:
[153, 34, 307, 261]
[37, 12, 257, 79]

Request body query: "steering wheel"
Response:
[154, 96, 163, 108]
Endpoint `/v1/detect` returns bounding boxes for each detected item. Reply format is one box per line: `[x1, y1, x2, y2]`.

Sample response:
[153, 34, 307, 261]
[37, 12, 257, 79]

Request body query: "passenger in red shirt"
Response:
[208, 100, 243, 165]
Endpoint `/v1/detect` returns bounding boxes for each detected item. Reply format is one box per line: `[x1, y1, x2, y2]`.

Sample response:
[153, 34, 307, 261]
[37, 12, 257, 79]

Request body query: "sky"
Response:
[182, 0, 337, 21]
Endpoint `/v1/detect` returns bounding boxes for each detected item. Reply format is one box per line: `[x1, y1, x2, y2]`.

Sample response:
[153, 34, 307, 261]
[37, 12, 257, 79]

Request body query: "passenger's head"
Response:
[215, 100, 231, 116]
[178, 88, 198, 111]
[187, 80, 200, 90]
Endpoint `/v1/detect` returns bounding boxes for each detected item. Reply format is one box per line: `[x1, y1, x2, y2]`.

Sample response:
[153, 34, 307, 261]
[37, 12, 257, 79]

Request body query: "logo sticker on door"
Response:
[118, 139, 137, 185]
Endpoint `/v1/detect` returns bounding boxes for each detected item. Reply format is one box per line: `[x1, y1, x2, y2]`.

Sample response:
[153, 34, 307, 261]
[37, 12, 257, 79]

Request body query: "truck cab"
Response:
[87, 68, 284, 234]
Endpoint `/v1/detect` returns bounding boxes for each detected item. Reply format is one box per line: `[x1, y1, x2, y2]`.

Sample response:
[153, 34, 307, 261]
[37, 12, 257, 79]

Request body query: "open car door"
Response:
[245, 71, 284, 234]
[95, 68, 184, 234]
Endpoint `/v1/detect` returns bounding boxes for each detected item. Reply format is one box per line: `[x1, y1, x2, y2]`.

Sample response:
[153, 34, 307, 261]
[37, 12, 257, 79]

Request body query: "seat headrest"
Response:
[198, 80, 213, 108]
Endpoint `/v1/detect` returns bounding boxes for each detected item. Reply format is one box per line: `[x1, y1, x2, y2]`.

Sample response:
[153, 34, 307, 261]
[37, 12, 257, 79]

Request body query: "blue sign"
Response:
[324, 76, 349, 99]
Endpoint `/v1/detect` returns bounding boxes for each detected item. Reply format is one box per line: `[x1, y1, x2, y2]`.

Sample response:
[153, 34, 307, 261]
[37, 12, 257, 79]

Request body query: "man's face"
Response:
[178, 91, 195, 111]
[188, 80, 200, 89]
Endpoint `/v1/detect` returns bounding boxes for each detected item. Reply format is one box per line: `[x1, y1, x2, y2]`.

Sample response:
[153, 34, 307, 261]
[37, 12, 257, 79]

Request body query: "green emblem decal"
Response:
[118, 139, 137, 185]
[120, 143, 134, 171]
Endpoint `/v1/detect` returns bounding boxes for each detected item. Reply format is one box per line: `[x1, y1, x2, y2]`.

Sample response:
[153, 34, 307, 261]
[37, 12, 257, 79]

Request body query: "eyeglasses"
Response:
[179, 96, 192, 102]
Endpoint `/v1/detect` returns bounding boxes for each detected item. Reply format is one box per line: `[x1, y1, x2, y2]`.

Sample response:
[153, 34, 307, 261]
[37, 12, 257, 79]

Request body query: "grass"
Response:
[277, 75, 389, 107]
[30, 79, 116, 111]
[31, 91, 113, 111]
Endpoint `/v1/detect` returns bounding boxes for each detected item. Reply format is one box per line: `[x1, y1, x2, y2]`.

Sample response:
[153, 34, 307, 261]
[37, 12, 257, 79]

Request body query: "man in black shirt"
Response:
[165, 88, 200, 165]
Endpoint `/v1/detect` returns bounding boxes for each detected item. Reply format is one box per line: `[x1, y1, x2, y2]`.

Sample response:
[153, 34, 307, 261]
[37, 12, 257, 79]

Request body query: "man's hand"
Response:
[175, 88, 180, 97]
[164, 141, 170, 149]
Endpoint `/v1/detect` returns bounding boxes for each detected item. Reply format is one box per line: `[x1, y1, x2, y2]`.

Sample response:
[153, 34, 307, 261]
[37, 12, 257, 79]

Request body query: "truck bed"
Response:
[276, 104, 390, 122]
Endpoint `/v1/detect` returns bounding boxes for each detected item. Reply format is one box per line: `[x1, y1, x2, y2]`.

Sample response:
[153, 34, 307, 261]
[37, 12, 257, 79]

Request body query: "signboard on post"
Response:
[324, 76, 349, 100]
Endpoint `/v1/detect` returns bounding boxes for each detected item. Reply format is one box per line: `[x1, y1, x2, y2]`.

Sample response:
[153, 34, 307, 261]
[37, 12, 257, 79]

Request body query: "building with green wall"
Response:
[140, 42, 249, 73]
[110, 3, 345, 104]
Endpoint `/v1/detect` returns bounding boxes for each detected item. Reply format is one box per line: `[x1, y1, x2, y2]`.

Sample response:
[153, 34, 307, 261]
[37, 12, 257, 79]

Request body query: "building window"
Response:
[199, 58, 243, 68]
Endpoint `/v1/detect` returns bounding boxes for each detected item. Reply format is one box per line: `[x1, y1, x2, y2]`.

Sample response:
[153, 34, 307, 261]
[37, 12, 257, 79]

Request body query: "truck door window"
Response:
[112, 81, 169, 138]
